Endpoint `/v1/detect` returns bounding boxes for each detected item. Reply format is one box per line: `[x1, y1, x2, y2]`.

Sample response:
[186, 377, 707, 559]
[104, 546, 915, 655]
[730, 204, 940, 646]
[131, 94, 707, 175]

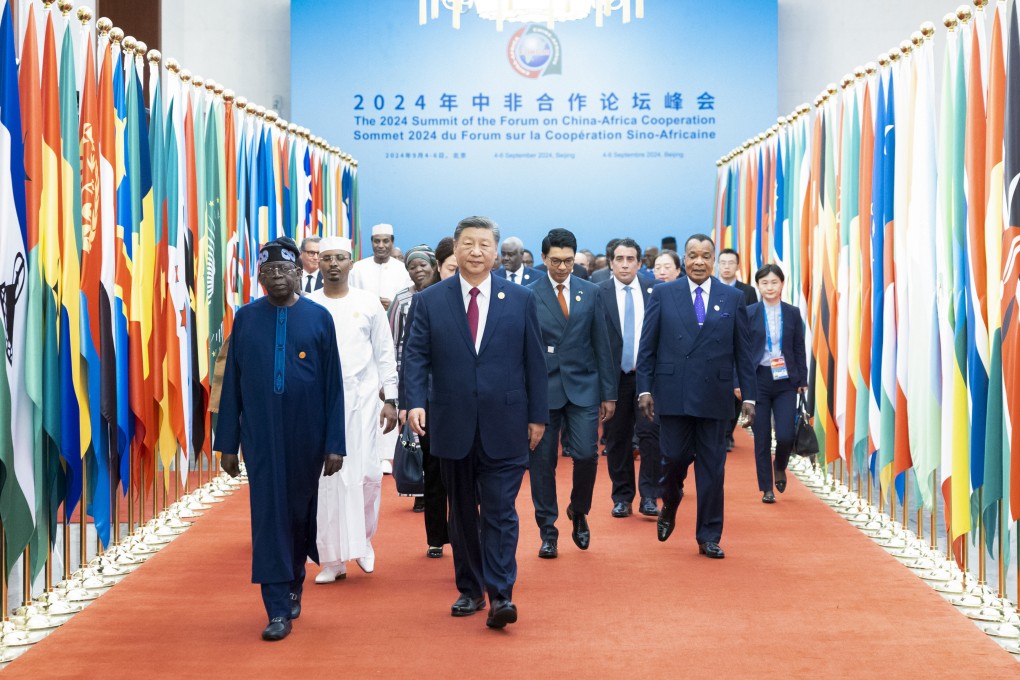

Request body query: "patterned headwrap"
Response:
[404, 244, 437, 269]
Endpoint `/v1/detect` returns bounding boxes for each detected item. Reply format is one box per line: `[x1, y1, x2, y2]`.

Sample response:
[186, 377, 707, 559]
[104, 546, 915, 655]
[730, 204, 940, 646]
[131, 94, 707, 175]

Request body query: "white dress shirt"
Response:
[506, 266, 524, 284]
[549, 273, 571, 313]
[460, 274, 492, 353]
[688, 276, 712, 312]
[759, 301, 784, 367]
[614, 276, 645, 371]
[301, 270, 318, 293]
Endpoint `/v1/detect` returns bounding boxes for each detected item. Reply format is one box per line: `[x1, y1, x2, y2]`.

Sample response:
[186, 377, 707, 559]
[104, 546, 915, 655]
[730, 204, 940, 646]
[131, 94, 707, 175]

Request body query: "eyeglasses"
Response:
[260, 264, 298, 277]
[319, 254, 350, 263]
[302, 250, 320, 257]
[548, 257, 574, 268]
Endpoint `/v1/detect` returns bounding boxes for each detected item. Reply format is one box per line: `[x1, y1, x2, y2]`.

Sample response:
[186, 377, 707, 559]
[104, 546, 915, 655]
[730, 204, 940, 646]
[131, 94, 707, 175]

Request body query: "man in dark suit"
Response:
[404, 216, 548, 629]
[637, 234, 756, 559]
[299, 236, 324, 293]
[717, 248, 757, 450]
[527, 229, 616, 559]
[590, 239, 620, 284]
[598, 238, 662, 519]
[494, 236, 542, 285]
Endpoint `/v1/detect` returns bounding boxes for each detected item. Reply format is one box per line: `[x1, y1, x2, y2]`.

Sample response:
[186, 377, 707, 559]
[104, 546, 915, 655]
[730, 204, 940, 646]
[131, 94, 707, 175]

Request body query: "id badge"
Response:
[770, 357, 790, 380]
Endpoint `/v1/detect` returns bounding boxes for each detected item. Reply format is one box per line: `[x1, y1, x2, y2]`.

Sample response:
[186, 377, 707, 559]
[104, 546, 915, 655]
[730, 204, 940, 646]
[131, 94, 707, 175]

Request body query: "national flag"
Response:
[78, 19, 111, 548]
[112, 37, 133, 491]
[869, 72, 887, 480]
[836, 83, 860, 468]
[878, 69, 897, 496]
[0, 0, 36, 576]
[854, 76, 875, 480]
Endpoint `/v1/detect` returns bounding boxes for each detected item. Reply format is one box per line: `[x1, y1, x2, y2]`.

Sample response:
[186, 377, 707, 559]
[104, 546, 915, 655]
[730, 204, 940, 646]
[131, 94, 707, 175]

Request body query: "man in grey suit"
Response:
[527, 229, 617, 559]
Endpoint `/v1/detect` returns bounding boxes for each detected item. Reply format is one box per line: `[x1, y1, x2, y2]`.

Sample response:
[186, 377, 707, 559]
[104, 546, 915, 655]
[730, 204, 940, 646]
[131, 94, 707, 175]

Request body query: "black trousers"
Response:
[604, 371, 662, 504]
[751, 365, 798, 492]
[659, 415, 726, 545]
[259, 496, 313, 621]
[418, 424, 450, 547]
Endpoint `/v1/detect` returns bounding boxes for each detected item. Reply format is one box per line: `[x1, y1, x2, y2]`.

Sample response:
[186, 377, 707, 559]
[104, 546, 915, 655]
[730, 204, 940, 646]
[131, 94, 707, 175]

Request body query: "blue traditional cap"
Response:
[258, 238, 300, 267]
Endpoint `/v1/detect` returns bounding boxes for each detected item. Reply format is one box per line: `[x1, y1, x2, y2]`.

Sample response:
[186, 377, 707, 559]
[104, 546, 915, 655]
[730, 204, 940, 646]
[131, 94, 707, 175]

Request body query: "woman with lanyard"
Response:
[746, 264, 808, 504]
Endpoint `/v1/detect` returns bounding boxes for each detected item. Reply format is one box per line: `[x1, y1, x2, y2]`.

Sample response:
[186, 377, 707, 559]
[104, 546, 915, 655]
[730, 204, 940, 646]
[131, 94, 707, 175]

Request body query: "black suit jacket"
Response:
[535, 262, 589, 280]
[746, 301, 808, 389]
[597, 275, 657, 372]
[734, 280, 757, 306]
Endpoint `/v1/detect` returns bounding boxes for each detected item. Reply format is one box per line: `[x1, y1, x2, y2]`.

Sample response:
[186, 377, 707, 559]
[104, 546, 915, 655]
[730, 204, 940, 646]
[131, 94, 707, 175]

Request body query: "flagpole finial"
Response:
[899, 40, 912, 57]
[943, 14, 958, 30]
[192, 75, 204, 89]
[122, 35, 136, 55]
[135, 40, 147, 56]
[222, 89, 235, 103]
[974, 0, 989, 7]
[921, 22, 936, 40]
[910, 31, 924, 48]
[76, 6, 92, 25]
[110, 27, 124, 45]
[234, 95, 247, 109]
[180, 69, 192, 83]
[840, 74, 853, 89]
[265, 110, 279, 123]
[276, 117, 288, 130]
[888, 49, 901, 63]
[165, 57, 180, 74]
[204, 79, 216, 94]
[865, 62, 878, 76]
[97, 17, 112, 35]
[853, 66, 866, 80]
[214, 83, 225, 97]
[42, 0, 56, 10]
[955, 5, 972, 23]
[254, 105, 266, 118]
[825, 83, 838, 96]
[287, 122, 298, 134]
[147, 49, 161, 65]
[878, 54, 890, 67]
[58, 0, 74, 18]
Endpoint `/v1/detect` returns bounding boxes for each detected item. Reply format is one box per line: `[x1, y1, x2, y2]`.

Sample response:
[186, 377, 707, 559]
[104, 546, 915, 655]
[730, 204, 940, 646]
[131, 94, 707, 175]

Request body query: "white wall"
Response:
[160, 0, 290, 118]
[777, 0, 958, 116]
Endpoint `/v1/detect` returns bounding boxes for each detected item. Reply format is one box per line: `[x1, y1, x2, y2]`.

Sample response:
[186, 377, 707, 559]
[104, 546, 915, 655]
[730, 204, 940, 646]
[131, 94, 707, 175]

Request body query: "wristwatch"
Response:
[384, 399, 397, 407]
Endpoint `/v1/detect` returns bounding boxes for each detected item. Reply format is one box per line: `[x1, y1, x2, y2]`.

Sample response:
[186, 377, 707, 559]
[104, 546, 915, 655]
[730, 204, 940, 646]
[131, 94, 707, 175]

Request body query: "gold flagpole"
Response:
[62, 505, 70, 580]
[152, 455, 158, 521]
[112, 487, 119, 545]
[997, 499, 1005, 599]
[978, 488, 986, 586]
[80, 455, 88, 568]
[22, 548, 31, 605]
[930, 476, 938, 551]
[1, 522, 7, 621]
[138, 464, 145, 533]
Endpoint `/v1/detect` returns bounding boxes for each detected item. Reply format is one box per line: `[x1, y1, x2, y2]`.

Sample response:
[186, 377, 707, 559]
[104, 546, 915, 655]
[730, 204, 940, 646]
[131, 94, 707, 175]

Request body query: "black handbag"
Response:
[392, 421, 425, 496]
[792, 394, 820, 457]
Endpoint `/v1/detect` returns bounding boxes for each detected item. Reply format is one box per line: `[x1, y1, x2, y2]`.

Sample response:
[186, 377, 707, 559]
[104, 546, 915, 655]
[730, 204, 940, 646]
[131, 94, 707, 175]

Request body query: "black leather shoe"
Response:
[774, 468, 787, 493]
[427, 546, 443, 558]
[289, 592, 301, 620]
[451, 594, 487, 617]
[611, 501, 632, 518]
[639, 498, 659, 516]
[699, 542, 725, 559]
[538, 538, 558, 559]
[762, 491, 776, 504]
[262, 617, 292, 641]
[486, 599, 518, 629]
[566, 505, 590, 550]
[726, 436, 735, 452]
[412, 497, 426, 513]
[657, 505, 678, 542]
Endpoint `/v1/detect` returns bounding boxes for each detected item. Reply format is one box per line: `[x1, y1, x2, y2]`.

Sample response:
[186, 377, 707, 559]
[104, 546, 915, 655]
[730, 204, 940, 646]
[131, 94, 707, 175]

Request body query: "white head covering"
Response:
[319, 236, 352, 254]
[371, 223, 394, 237]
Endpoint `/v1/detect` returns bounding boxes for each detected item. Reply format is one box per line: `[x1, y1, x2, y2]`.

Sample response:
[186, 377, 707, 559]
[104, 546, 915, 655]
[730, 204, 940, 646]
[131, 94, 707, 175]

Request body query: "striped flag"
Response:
[0, 0, 35, 576]
[854, 76, 875, 480]
[870, 72, 887, 480]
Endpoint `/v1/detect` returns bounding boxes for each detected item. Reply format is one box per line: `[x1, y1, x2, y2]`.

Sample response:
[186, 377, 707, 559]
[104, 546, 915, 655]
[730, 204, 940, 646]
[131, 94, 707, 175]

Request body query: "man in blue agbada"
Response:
[215, 238, 346, 642]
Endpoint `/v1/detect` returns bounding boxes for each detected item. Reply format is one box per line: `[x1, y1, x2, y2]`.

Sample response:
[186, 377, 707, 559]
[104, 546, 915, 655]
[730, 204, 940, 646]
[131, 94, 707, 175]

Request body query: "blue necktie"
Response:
[694, 286, 706, 326]
[622, 286, 635, 372]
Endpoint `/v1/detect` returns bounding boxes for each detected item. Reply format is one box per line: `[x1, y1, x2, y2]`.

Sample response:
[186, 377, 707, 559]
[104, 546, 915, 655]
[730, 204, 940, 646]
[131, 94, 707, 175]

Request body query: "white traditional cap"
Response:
[319, 236, 352, 254]
[371, 223, 394, 236]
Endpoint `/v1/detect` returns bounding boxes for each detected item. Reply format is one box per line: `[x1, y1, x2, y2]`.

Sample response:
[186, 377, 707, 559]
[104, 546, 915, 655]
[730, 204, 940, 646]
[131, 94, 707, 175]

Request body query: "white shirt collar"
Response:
[688, 276, 712, 297]
[460, 273, 492, 300]
[506, 264, 523, 275]
[549, 273, 570, 294]
[614, 276, 637, 291]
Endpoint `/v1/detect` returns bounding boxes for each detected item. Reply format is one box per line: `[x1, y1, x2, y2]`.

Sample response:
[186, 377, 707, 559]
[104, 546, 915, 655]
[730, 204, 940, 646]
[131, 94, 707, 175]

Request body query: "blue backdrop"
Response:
[292, 0, 776, 256]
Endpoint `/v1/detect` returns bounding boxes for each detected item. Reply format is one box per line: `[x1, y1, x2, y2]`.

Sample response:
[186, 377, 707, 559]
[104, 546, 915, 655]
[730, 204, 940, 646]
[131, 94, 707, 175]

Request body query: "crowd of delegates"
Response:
[214, 220, 808, 641]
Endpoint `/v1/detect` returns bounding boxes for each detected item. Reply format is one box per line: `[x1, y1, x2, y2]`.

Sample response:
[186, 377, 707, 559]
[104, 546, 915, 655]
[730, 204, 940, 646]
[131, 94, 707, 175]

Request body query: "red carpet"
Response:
[6, 431, 1018, 678]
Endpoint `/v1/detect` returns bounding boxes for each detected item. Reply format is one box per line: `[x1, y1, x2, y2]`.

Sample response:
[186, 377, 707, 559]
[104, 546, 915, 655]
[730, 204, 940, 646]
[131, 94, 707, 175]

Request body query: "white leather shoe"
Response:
[356, 542, 375, 573]
[314, 563, 347, 583]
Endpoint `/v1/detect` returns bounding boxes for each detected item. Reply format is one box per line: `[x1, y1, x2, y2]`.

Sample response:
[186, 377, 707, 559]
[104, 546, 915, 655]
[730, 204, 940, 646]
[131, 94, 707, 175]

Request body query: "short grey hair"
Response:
[501, 236, 524, 252]
[300, 236, 321, 252]
[454, 216, 501, 242]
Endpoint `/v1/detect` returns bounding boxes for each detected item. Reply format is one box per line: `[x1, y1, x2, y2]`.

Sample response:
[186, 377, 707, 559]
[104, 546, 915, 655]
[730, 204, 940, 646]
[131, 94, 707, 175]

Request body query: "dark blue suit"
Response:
[493, 265, 542, 286]
[527, 275, 616, 541]
[598, 275, 663, 506]
[403, 273, 548, 602]
[746, 301, 808, 492]
[636, 276, 756, 545]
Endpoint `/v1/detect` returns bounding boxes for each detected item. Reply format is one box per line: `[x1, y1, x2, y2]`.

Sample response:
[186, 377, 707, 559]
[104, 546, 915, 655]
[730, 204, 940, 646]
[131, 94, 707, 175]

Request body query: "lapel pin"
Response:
[575, 295, 581, 302]
[646, 287, 652, 294]
[714, 305, 720, 311]
[299, 351, 307, 359]
[498, 291, 506, 300]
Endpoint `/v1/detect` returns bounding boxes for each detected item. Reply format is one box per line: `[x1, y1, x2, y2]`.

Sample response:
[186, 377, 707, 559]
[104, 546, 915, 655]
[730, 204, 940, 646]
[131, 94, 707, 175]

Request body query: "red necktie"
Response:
[467, 287, 480, 344]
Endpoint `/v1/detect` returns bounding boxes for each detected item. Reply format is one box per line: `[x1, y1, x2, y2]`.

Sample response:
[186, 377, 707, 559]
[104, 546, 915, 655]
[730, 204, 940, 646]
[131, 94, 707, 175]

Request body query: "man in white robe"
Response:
[349, 222, 411, 474]
[310, 236, 399, 582]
